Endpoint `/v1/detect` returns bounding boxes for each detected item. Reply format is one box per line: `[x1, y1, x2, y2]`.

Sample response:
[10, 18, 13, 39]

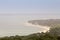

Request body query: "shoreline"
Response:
[25, 22, 50, 33]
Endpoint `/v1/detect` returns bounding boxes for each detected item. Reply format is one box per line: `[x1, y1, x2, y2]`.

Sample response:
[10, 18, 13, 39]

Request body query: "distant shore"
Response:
[27, 19, 60, 33]
[25, 22, 50, 33]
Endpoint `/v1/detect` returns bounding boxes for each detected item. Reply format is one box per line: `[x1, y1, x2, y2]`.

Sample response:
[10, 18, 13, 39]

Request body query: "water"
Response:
[0, 14, 60, 37]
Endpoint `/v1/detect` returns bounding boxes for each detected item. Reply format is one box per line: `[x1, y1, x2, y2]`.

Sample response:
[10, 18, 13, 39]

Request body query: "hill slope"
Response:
[28, 19, 60, 27]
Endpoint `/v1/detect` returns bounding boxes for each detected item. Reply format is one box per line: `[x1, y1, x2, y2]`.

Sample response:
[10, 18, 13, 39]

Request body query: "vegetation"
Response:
[28, 19, 60, 27]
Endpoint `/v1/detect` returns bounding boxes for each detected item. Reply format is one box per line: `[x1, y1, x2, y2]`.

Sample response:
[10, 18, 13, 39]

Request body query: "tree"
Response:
[49, 27, 60, 36]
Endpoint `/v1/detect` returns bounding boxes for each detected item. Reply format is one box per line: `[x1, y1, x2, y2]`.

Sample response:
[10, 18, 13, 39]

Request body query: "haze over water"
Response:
[0, 14, 60, 37]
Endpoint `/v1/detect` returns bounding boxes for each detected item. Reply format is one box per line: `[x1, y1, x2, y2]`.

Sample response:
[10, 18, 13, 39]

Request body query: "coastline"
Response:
[25, 22, 50, 33]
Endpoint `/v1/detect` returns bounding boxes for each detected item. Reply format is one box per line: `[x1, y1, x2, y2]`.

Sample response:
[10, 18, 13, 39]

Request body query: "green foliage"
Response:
[0, 35, 22, 40]
[49, 27, 60, 36]
[39, 33, 57, 40]
[0, 32, 59, 40]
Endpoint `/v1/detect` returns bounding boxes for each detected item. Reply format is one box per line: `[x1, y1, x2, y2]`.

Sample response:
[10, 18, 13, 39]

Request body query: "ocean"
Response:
[0, 14, 60, 37]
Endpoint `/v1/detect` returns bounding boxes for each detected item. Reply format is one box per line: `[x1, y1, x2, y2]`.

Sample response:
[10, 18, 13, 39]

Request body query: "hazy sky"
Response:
[0, 0, 60, 14]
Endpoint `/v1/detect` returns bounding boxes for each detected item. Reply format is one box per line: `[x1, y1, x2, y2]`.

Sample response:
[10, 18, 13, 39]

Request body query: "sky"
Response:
[0, 0, 60, 15]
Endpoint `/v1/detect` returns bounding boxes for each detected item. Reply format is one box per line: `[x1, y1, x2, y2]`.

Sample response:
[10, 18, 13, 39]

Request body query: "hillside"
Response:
[28, 19, 60, 27]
